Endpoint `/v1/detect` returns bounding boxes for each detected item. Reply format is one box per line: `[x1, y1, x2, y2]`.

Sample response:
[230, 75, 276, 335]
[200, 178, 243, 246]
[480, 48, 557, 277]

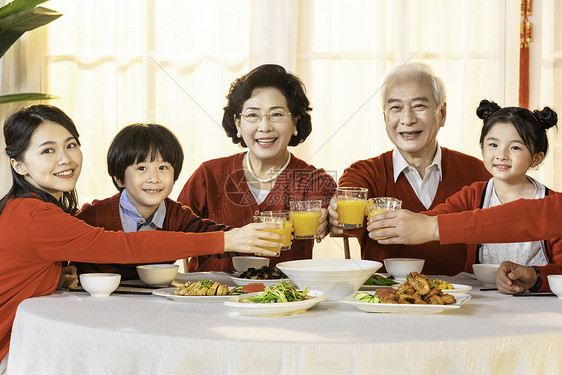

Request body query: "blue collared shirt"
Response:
[392, 147, 443, 209]
[118, 189, 166, 233]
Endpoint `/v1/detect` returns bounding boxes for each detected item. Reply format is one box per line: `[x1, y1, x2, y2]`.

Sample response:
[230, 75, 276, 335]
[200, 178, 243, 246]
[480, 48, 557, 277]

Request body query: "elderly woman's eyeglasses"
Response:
[238, 109, 292, 123]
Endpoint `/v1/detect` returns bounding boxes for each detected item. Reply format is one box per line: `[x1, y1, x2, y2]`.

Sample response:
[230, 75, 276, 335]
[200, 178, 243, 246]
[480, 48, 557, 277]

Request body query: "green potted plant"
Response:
[0, 0, 62, 104]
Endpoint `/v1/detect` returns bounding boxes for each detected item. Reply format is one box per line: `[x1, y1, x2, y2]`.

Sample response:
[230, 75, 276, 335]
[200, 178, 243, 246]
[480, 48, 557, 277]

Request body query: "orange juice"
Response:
[291, 211, 321, 239]
[367, 208, 389, 221]
[337, 199, 367, 228]
[280, 220, 293, 249]
[367, 208, 390, 240]
[258, 228, 283, 255]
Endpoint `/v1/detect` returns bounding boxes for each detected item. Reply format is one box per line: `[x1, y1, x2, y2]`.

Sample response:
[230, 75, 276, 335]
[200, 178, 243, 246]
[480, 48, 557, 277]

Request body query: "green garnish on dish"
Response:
[363, 275, 398, 286]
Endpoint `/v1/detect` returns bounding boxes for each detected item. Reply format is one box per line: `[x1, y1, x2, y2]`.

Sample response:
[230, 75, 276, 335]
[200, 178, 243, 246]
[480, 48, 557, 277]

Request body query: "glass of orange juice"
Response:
[252, 215, 285, 256]
[289, 199, 322, 240]
[366, 197, 402, 240]
[261, 211, 292, 250]
[335, 187, 368, 229]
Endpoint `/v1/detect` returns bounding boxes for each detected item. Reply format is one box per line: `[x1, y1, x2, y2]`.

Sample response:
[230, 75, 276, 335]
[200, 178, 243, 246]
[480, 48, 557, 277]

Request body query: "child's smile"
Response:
[481, 122, 540, 184]
[118, 150, 174, 219]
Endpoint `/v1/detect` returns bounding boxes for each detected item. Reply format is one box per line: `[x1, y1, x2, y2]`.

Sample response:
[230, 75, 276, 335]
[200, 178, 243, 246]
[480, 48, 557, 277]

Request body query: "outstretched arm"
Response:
[368, 209, 439, 245]
[437, 194, 562, 244]
[370, 193, 562, 246]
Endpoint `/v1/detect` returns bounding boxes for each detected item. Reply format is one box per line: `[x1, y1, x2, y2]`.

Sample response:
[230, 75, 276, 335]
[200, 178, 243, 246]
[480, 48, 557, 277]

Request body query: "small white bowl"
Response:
[383, 258, 425, 281]
[277, 259, 382, 300]
[472, 264, 500, 287]
[136, 264, 179, 287]
[547, 275, 562, 299]
[79, 273, 121, 297]
[232, 256, 270, 273]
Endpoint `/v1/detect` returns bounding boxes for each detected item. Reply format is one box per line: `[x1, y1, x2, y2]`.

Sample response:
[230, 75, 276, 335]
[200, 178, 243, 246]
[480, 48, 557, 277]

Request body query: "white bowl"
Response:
[472, 264, 500, 287]
[276, 259, 382, 300]
[136, 264, 179, 287]
[79, 273, 121, 297]
[383, 258, 425, 281]
[547, 275, 562, 299]
[232, 256, 270, 273]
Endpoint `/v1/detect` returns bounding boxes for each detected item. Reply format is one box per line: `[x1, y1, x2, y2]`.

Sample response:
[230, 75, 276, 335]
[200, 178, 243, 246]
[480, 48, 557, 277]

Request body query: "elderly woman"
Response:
[177, 64, 336, 272]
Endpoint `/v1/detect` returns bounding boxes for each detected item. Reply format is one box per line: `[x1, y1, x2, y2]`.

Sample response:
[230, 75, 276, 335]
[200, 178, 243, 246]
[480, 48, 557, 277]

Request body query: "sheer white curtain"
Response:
[0, 0, 50, 195]
[527, 0, 562, 189]
[1, 0, 560, 256]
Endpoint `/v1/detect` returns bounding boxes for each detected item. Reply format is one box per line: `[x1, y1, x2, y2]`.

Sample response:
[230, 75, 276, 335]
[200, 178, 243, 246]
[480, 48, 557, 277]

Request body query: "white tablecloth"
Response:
[7, 272, 562, 375]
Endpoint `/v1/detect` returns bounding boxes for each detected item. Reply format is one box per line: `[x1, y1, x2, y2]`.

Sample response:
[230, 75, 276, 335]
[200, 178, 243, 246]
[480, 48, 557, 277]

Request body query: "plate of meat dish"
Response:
[230, 266, 291, 287]
[153, 279, 263, 303]
[341, 272, 471, 314]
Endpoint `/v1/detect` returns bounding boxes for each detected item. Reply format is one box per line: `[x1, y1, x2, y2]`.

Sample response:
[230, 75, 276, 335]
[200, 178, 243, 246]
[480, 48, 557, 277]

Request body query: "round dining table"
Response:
[7, 272, 562, 374]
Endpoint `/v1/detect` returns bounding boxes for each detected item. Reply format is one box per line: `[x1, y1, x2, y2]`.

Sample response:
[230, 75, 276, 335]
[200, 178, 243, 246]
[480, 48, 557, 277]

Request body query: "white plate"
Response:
[230, 275, 291, 287]
[359, 284, 398, 291]
[441, 283, 472, 294]
[152, 287, 248, 303]
[340, 293, 471, 314]
[224, 290, 326, 316]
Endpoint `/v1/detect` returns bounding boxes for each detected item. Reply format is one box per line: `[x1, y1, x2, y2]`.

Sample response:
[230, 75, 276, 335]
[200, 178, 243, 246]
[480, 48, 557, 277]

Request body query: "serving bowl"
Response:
[276, 259, 382, 300]
[472, 264, 500, 287]
[232, 256, 270, 273]
[136, 264, 179, 287]
[383, 258, 425, 281]
[547, 275, 562, 299]
[79, 273, 121, 297]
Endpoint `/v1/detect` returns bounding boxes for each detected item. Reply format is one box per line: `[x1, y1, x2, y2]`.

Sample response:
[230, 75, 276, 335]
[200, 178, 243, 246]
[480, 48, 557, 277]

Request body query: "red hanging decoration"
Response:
[519, 0, 532, 108]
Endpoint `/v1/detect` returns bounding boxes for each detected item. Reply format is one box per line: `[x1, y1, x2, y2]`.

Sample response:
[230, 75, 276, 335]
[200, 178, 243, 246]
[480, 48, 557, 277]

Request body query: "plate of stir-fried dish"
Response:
[341, 272, 471, 314]
[230, 266, 291, 287]
[153, 279, 262, 303]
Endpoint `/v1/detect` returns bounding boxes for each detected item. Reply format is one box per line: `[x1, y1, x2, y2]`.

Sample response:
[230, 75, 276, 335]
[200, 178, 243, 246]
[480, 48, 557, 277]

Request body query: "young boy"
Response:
[72, 123, 233, 279]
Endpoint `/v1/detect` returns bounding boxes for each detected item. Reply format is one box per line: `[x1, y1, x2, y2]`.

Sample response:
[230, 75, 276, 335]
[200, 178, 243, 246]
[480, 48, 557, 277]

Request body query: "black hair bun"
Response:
[476, 99, 501, 121]
[533, 107, 558, 130]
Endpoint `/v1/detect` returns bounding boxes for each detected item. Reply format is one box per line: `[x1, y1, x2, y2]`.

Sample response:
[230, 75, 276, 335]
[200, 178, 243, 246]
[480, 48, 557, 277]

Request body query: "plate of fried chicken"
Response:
[340, 272, 471, 314]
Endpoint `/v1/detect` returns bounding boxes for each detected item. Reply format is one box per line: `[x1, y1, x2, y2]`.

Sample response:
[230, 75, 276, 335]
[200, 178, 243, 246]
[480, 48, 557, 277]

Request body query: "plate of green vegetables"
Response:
[224, 281, 325, 316]
[360, 274, 399, 290]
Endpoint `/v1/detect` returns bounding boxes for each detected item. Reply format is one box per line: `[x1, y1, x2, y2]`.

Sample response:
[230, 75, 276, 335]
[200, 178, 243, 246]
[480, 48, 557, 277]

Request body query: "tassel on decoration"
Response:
[519, 0, 532, 108]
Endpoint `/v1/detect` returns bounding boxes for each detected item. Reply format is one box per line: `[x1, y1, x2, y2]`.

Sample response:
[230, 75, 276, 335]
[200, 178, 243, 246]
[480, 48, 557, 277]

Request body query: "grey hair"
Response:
[380, 62, 447, 110]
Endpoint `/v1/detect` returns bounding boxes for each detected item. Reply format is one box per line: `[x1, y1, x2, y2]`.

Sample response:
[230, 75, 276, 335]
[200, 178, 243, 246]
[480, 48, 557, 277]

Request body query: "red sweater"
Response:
[338, 147, 491, 275]
[0, 198, 224, 361]
[438, 191, 562, 291]
[177, 152, 337, 271]
[428, 181, 562, 292]
[73, 194, 228, 279]
[439, 192, 562, 243]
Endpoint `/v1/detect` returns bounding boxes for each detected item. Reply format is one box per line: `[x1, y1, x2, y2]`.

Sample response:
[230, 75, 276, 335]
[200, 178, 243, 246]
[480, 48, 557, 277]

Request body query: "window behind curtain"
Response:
[34, 0, 559, 207]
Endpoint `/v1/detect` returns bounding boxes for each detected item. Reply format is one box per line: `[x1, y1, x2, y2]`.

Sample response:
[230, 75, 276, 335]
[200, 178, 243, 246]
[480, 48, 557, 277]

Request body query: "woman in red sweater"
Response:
[0, 105, 279, 364]
[370, 100, 560, 294]
[177, 64, 336, 272]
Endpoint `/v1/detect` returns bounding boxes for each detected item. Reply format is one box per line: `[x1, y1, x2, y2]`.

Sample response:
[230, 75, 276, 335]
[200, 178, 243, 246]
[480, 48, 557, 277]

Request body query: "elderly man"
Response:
[329, 62, 490, 275]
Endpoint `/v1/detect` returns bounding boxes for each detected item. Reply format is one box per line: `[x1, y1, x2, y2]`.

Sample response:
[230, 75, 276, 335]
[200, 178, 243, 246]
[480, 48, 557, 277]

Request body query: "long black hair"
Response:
[0, 105, 81, 215]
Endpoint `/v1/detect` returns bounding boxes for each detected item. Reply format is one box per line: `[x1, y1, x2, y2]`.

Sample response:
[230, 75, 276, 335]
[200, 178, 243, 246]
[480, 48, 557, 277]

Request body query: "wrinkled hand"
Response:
[224, 223, 281, 257]
[367, 209, 439, 245]
[57, 265, 78, 290]
[496, 261, 537, 294]
[328, 197, 344, 236]
[316, 208, 330, 242]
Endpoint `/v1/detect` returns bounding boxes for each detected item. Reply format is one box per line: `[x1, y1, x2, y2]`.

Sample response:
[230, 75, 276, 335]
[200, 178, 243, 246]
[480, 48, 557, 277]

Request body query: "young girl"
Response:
[410, 99, 560, 293]
[0, 105, 279, 365]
